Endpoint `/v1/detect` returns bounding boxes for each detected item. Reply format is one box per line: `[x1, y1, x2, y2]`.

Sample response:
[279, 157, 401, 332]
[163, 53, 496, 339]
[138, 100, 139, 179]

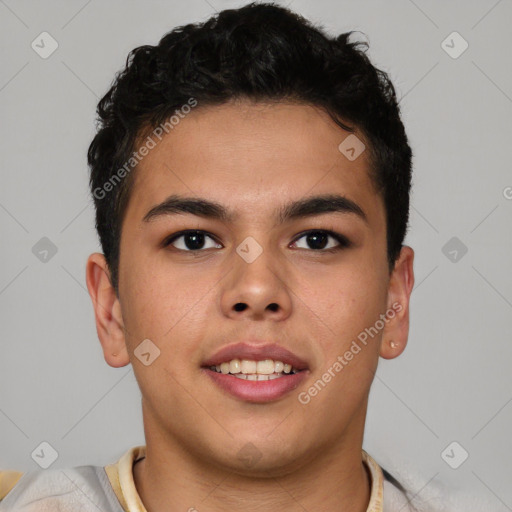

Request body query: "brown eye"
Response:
[164, 230, 222, 251]
[291, 230, 350, 251]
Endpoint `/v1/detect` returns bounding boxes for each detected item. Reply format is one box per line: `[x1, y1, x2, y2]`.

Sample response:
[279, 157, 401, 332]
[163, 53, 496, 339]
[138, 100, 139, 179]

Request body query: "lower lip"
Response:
[203, 369, 308, 403]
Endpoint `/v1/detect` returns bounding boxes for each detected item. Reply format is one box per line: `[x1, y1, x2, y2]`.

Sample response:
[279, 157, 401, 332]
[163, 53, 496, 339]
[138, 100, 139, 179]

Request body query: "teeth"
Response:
[234, 373, 285, 381]
[240, 360, 257, 374]
[256, 359, 274, 374]
[210, 358, 301, 376]
[229, 359, 241, 374]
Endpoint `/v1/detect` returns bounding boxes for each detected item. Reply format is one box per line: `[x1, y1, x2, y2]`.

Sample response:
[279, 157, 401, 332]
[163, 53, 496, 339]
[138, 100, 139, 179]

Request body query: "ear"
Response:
[379, 246, 415, 360]
[85, 253, 130, 368]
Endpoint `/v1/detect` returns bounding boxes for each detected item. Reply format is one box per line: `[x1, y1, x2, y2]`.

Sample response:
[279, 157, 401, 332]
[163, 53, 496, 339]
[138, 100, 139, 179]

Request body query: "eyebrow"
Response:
[142, 193, 368, 225]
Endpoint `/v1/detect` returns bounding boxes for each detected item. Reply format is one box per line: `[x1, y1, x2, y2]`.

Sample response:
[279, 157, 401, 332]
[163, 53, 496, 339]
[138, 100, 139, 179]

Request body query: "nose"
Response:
[220, 242, 293, 321]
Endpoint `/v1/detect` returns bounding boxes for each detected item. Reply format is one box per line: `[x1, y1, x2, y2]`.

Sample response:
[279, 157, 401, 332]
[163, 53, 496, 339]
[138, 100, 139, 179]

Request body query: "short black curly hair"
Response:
[88, 2, 412, 296]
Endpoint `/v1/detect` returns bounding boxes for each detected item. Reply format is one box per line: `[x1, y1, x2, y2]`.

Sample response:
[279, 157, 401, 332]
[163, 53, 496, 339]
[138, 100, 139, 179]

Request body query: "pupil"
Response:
[308, 232, 328, 250]
[185, 231, 205, 250]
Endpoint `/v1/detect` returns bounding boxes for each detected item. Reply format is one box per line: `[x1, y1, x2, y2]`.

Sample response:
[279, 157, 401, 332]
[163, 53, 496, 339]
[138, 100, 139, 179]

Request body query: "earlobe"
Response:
[380, 338, 407, 359]
[379, 246, 415, 360]
[85, 253, 130, 368]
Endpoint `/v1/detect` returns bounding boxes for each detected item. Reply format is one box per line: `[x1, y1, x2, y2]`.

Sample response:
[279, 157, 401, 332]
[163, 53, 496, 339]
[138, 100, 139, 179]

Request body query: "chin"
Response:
[204, 438, 315, 478]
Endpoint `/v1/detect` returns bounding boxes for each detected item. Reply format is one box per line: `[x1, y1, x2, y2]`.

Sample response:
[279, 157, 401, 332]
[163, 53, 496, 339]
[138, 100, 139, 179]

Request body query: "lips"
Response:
[201, 342, 309, 403]
[202, 342, 309, 370]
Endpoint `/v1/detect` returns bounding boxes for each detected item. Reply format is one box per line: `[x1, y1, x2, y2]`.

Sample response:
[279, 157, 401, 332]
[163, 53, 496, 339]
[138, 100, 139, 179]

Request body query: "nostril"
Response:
[234, 303, 247, 311]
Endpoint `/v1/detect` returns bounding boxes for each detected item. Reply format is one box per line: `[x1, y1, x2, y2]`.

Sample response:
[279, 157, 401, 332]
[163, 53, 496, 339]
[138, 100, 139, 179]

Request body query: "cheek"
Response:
[294, 269, 388, 390]
[120, 253, 218, 361]
[300, 257, 387, 334]
[300, 270, 385, 408]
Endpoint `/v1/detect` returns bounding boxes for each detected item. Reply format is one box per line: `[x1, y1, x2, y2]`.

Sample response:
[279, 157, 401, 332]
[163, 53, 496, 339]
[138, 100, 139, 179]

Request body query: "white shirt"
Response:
[0, 446, 427, 511]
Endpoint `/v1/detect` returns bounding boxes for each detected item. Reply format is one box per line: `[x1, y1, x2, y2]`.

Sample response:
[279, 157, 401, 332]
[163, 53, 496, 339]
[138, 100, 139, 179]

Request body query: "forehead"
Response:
[124, 99, 383, 229]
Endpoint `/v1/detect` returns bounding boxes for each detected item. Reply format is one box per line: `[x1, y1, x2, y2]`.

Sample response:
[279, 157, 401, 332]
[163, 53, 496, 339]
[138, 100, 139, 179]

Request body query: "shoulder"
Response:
[0, 465, 124, 512]
[381, 465, 450, 512]
[383, 478, 416, 511]
[363, 451, 446, 512]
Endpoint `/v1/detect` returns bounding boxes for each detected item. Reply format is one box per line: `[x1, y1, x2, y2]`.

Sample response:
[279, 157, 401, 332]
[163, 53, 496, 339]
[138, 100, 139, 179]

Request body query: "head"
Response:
[86, 2, 414, 475]
[88, 2, 412, 296]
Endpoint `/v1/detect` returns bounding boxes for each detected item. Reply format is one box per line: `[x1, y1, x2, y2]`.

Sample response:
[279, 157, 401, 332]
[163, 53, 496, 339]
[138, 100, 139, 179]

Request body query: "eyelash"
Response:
[162, 229, 351, 253]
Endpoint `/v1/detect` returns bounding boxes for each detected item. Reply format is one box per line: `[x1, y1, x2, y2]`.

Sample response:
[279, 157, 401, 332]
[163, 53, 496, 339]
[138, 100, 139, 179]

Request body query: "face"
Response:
[87, 99, 414, 476]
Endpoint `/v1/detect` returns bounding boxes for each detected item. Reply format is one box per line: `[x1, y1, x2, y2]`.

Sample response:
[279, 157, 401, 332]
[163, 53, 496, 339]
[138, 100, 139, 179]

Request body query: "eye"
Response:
[291, 230, 350, 252]
[163, 229, 350, 253]
[164, 230, 222, 252]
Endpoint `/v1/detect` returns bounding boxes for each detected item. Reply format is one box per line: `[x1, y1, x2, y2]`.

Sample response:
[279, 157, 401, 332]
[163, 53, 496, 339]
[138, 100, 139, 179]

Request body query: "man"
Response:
[0, 3, 426, 511]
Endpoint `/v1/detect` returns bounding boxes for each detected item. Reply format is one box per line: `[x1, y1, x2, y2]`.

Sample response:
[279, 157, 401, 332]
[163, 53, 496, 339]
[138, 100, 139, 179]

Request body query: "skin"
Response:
[86, 99, 414, 512]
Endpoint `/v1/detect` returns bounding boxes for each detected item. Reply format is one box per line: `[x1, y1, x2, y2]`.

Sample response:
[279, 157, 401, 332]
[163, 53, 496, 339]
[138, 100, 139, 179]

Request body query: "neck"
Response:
[134, 451, 370, 512]
[133, 417, 372, 512]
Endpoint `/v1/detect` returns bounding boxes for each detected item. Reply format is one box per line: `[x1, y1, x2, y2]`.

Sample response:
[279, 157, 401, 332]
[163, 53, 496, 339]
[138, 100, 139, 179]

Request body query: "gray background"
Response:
[1, 0, 511, 509]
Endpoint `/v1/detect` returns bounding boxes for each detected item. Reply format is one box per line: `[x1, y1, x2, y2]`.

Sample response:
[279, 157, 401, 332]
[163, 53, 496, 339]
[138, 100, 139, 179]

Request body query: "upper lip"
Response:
[202, 342, 309, 370]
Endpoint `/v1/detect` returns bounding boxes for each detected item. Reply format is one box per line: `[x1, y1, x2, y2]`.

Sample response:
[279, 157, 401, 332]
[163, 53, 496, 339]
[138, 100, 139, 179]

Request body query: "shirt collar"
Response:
[105, 445, 147, 512]
[105, 446, 385, 512]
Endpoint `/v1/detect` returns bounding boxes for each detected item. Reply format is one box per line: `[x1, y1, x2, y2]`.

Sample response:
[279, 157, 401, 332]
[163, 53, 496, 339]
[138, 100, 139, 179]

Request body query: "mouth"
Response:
[201, 342, 309, 403]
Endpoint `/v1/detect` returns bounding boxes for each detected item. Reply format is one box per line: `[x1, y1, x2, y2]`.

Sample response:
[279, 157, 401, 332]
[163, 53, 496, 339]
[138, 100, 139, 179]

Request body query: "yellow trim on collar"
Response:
[362, 449, 385, 512]
[0, 470, 24, 501]
[105, 445, 147, 512]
